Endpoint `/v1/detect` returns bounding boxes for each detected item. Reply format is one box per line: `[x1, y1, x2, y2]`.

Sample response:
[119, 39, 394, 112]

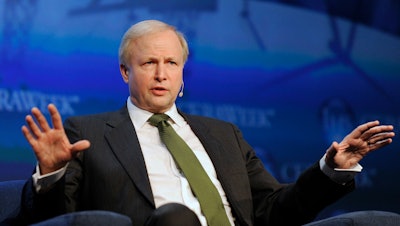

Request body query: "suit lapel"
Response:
[180, 112, 230, 183]
[104, 108, 155, 207]
[182, 113, 250, 225]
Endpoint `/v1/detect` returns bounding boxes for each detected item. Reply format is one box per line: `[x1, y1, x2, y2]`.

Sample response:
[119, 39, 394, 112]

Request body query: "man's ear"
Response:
[120, 64, 129, 83]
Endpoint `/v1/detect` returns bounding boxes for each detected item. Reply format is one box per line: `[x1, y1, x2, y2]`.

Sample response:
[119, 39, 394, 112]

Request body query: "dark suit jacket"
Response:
[21, 106, 354, 226]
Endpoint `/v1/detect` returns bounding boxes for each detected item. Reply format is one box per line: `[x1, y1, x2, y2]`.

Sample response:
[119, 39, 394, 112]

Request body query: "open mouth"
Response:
[151, 86, 167, 95]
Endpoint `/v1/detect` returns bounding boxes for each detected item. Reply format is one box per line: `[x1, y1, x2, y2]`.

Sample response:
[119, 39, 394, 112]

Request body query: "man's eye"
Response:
[169, 61, 176, 65]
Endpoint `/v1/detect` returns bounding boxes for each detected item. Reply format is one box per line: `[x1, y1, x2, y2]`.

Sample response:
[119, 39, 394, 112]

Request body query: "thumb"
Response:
[71, 140, 91, 153]
[325, 141, 339, 168]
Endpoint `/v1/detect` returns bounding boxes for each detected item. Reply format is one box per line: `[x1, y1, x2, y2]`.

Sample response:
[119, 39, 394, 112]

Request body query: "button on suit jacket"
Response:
[21, 106, 354, 226]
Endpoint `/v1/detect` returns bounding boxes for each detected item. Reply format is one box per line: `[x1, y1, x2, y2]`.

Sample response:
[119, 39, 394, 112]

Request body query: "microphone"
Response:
[178, 82, 184, 97]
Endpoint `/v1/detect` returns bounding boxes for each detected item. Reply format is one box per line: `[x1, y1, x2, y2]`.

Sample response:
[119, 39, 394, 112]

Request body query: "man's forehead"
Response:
[129, 31, 183, 58]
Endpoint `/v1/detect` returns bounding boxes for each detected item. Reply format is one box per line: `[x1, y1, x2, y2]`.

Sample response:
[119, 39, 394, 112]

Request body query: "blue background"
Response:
[1, 0, 399, 219]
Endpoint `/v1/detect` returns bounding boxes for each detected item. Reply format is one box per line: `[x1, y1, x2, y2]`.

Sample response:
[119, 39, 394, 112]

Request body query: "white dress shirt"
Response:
[127, 99, 235, 226]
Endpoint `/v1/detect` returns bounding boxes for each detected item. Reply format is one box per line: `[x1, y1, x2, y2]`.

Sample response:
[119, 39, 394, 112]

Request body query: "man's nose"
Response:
[155, 64, 167, 81]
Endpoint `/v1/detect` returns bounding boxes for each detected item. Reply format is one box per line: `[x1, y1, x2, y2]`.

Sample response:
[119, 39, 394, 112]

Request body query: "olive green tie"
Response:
[148, 113, 231, 226]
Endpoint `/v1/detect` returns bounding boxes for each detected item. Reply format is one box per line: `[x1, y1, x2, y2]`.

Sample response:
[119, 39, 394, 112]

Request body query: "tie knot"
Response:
[148, 113, 170, 126]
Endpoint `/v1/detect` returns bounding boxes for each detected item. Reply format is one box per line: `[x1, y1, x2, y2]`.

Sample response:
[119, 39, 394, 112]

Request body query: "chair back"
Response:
[0, 180, 26, 222]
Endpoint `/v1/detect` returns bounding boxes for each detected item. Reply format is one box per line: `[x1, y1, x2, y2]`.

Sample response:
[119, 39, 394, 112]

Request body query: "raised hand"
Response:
[21, 104, 90, 175]
[325, 120, 395, 169]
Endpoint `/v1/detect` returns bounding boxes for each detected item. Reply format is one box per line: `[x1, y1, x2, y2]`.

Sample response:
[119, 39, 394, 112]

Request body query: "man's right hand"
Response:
[22, 104, 90, 175]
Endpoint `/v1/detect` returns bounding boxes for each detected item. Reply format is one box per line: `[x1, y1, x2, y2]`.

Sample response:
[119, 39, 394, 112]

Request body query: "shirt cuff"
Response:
[319, 154, 363, 185]
[32, 163, 68, 193]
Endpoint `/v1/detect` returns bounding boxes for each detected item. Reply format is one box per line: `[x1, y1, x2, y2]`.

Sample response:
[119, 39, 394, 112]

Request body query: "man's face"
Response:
[120, 29, 184, 113]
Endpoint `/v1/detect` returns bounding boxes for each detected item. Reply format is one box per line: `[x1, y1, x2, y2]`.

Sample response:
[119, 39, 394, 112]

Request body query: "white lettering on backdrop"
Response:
[0, 88, 80, 115]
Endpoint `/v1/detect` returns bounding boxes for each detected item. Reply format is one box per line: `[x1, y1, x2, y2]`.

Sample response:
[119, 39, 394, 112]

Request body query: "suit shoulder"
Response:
[64, 108, 126, 125]
[185, 114, 236, 128]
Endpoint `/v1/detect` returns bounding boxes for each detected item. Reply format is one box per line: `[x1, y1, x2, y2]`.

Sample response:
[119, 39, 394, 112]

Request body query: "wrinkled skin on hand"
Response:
[325, 120, 395, 169]
[21, 104, 90, 175]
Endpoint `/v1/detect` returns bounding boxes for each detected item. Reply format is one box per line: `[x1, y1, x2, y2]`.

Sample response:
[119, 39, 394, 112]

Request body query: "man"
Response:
[19, 20, 395, 225]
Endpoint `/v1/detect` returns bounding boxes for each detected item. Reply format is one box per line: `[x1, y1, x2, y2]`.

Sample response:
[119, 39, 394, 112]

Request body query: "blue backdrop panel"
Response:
[0, 0, 399, 219]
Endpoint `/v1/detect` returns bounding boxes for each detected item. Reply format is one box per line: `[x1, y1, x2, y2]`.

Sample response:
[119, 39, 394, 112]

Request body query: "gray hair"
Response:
[118, 20, 189, 66]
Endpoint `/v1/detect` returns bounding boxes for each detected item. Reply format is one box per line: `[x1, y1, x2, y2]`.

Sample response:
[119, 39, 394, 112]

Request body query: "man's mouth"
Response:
[151, 86, 167, 95]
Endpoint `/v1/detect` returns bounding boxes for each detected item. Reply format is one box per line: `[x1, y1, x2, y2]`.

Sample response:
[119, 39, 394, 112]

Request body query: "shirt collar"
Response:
[126, 97, 186, 128]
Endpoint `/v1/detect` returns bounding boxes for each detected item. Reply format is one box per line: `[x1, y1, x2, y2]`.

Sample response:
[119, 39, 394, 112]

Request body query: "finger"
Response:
[361, 125, 394, 141]
[368, 137, 393, 151]
[368, 131, 395, 145]
[359, 120, 380, 134]
[31, 107, 51, 132]
[24, 114, 43, 138]
[349, 120, 380, 139]
[48, 104, 64, 130]
[21, 125, 36, 145]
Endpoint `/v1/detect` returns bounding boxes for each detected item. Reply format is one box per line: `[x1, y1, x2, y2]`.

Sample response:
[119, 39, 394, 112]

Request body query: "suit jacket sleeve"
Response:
[229, 123, 355, 225]
[184, 114, 355, 226]
[18, 116, 85, 224]
[20, 109, 156, 226]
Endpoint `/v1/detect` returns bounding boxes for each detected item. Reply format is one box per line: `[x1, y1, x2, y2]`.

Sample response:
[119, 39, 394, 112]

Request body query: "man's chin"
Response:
[147, 102, 175, 113]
